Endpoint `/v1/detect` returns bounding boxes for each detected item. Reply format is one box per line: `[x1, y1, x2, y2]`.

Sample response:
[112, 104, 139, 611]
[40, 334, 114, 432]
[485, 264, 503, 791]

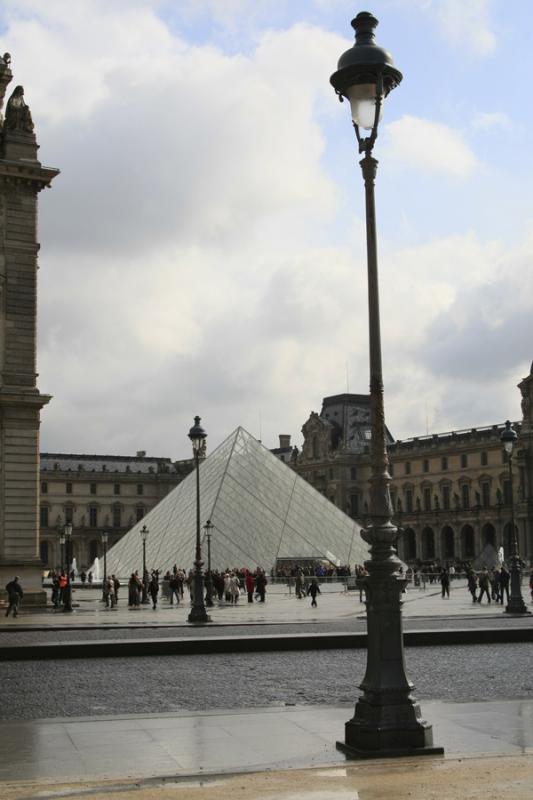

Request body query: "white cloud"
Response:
[381, 115, 478, 177]
[471, 111, 512, 131]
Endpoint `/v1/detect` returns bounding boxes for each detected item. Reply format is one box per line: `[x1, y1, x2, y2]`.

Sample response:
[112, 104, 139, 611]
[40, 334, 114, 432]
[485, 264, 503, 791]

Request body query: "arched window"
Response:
[405, 528, 416, 560]
[89, 540, 99, 563]
[40, 540, 49, 565]
[462, 525, 475, 558]
[442, 526, 454, 559]
[422, 527, 435, 560]
[482, 523, 496, 548]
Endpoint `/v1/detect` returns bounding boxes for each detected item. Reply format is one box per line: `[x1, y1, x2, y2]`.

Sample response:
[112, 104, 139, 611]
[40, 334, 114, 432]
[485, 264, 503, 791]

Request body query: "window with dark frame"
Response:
[114, 483, 120, 495]
[66, 482, 73, 494]
[137, 484, 144, 496]
[90, 483, 97, 495]
[41, 481, 48, 494]
[40, 506, 49, 527]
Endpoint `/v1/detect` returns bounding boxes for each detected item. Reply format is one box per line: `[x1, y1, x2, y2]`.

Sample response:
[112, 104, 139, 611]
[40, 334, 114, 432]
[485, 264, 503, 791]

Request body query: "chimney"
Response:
[136, 450, 146, 458]
[279, 434, 291, 449]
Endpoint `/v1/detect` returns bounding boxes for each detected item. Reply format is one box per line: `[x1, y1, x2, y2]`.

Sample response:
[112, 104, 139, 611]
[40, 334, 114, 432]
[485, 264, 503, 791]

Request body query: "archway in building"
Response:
[462, 524, 475, 559]
[40, 540, 49, 566]
[422, 527, 435, 560]
[404, 528, 417, 560]
[482, 523, 496, 548]
[503, 522, 517, 557]
[442, 526, 455, 560]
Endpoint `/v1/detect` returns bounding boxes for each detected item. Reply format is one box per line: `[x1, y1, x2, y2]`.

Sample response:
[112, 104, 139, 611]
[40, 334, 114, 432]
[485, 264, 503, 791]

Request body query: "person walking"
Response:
[467, 569, 478, 603]
[307, 578, 321, 608]
[4, 576, 23, 618]
[255, 570, 267, 602]
[149, 571, 160, 610]
[104, 576, 116, 609]
[169, 573, 180, 605]
[499, 566, 510, 605]
[245, 572, 255, 603]
[440, 568, 450, 599]
[112, 575, 120, 603]
[478, 568, 491, 603]
[295, 568, 305, 599]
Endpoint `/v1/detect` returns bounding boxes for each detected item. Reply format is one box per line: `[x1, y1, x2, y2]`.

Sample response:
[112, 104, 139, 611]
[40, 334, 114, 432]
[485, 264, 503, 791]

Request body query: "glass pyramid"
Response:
[105, 427, 368, 577]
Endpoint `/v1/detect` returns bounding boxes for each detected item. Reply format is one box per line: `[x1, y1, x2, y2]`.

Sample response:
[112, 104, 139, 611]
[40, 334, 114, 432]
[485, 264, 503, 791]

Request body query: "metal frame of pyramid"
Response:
[104, 427, 368, 577]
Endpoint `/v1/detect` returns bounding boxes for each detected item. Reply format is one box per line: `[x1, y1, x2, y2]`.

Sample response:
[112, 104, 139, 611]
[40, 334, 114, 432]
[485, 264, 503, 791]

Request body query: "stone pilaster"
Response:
[0, 57, 59, 603]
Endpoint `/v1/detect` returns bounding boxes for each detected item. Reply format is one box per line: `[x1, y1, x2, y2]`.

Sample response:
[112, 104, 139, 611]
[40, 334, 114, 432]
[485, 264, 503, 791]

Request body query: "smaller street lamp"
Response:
[140, 524, 150, 604]
[204, 519, 214, 607]
[188, 416, 210, 623]
[63, 522, 73, 612]
[101, 531, 109, 602]
[58, 527, 66, 574]
[500, 421, 530, 615]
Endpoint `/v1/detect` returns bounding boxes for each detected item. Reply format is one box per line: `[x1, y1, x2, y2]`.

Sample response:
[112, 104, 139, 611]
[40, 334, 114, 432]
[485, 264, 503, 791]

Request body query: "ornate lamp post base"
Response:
[187, 565, 211, 624]
[505, 561, 530, 615]
[188, 608, 211, 624]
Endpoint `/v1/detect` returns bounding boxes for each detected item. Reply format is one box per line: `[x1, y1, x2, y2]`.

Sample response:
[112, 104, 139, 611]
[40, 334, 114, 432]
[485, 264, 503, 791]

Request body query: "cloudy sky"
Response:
[1, 0, 532, 459]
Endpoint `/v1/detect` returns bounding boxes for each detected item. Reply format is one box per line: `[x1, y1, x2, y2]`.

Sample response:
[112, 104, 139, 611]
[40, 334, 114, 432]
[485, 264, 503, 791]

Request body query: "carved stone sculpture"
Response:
[4, 85, 34, 133]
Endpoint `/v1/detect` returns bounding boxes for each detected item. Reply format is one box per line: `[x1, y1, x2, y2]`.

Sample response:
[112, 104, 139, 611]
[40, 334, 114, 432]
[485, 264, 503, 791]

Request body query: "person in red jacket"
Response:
[245, 572, 255, 603]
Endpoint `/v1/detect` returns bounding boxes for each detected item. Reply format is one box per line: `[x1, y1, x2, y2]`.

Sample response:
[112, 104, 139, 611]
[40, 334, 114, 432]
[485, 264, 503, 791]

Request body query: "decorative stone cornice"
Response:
[0, 159, 59, 192]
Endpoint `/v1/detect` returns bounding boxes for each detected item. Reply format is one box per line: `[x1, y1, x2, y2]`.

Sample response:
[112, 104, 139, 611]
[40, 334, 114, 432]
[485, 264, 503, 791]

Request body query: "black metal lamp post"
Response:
[188, 415, 210, 623]
[204, 519, 214, 607]
[101, 531, 108, 601]
[331, 11, 442, 758]
[501, 421, 530, 615]
[63, 522, 73, 612]
[59, 528, 65, 574]
[140, 524, 150, 604]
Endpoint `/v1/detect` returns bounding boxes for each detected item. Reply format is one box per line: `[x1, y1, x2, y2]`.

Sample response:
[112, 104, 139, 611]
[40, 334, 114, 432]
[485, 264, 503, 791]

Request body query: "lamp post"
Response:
[331, 11, 442, 758]
[59, 527, 65, 574]
[63, 522, 73, 612]
[188, 415, 210, 623]
[101, 531, 109, 602]
[204, 519, 214, 607]
[140, 524, 150, 604]
[500, 421, 530, 615]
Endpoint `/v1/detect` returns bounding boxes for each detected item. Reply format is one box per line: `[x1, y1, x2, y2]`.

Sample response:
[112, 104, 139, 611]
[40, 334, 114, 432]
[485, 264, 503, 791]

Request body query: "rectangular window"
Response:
[40, 506, 49, 527]
[89, 507, 98, 527]
[405, 489, 413, 513]
[114, 483, 121, 495]
[423, 459, 429, 473]
[405, 462, 411, 476]
[350, 467, 357, 480]
[136, 506, 145, 522]
[41, 481, 48, 494]
[389, 462, 394, 476]
[482, 482, 490, 507]
[137, 484, 144, 496]
[481, 451, 488, 466]
[461, 453, 468, 469]
[113, 506, 122, 528]
[65, 506, 73, 524]
[442, 485, 451, 511]
[90, 483, 97, 495]
[423, 488, 431, 512]
[441, 456, 448, 471]
[66, 482, 73, 495]
[462, 484, 470, 510]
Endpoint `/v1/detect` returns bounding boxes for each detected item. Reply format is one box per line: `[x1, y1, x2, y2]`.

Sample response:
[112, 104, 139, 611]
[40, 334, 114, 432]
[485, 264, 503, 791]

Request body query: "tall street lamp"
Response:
[63, 522, 73, 612]
[101, 531, 109, 602]
[188, 416, 210, 623]
[140, 524, 150, 604]
[59, 526, 65, 574]
[204, 519, 214, 607]
[331, 11, 443, 758]
[501, 421, 530, 615]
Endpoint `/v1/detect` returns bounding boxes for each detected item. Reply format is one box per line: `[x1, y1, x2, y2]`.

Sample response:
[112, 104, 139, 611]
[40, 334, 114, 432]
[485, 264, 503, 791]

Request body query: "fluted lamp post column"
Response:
[140, 524, 150, 604]
[501, 421, 530, 615]
[188, 416, 210, 623]
[101, 531, 108, 602]
[330, 11, 443, 758]
[63, 522, 73, 613]
[204, 519, 214, 607]
[59, 528, 65, 574]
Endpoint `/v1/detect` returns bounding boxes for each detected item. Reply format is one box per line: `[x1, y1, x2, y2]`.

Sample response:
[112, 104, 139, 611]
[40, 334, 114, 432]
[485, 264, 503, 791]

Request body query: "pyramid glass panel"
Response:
[104, 427, 369, 577]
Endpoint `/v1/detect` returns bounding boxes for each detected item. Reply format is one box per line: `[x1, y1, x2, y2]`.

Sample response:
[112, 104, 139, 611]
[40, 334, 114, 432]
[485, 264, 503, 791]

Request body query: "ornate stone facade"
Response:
[0, 55, 59, 602]
[38, 452, 193, 571]
[294, 370, 533, 566]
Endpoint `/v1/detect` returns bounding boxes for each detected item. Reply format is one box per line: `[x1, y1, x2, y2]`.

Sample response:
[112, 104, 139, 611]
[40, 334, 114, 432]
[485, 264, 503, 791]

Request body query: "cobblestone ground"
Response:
[1, 643, 532, 720]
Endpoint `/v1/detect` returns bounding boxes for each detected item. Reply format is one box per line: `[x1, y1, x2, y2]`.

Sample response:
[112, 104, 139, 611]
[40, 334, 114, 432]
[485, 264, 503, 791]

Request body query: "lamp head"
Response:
[64, 522, 73, 538]
[330, 11, 402, 130]
[501, 420, 518, 455]
[188, 415, 207, 453]
[101, 531, 109, 544]
[140, 524, 149, 541]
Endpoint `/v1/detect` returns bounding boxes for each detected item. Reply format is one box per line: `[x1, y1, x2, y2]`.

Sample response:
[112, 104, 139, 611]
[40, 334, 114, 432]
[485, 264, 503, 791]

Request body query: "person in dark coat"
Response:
[478, 568, 491, 603]
[245, 572, 255, 603]
[440, 568, 450, 599]
[149, 571, 159, 610]
[5, 576, 23, 617]
[255, 571, 267, 602]
[467, 570, 478, 603]
[499, 566, 510, 605]
[307, 578, 321, 607]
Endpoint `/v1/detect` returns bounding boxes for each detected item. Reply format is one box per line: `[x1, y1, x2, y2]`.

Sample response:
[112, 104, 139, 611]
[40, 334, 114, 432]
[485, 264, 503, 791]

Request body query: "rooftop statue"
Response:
[4, 85, 34, 133]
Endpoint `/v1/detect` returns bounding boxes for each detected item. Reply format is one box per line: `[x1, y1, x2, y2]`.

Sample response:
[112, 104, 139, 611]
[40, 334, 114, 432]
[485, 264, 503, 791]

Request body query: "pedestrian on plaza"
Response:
[80, 570, 87, 584]
[255, 570, 267, 602]
[467, 569, 478, 603]
[149, 571, 160, 610]
[440, 568, 450, 599]
[499, 566, 510, 605]
[169, 573, 180, 605]
[112, 575, 120, 603]
[128, 572, 141, 608]
[230, 573, 240, 604]
[307, 578, 321, 607]
[530, 569, 533, 602]
[51, 574, 61, 608]
[477, 568, 491, 603]
[490, 569, 500, 602]
[245, 572, 255, 603]
[58, 571, 68, 605]
[295, 568, 305, 599]
[88, 571, 93, 584]
[4, 576, 23, 618]
[104, 576, 116, 608]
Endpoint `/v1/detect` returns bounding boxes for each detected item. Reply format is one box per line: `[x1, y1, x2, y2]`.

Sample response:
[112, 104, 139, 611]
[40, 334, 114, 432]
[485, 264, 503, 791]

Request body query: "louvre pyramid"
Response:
[105, 427, 368, 577]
